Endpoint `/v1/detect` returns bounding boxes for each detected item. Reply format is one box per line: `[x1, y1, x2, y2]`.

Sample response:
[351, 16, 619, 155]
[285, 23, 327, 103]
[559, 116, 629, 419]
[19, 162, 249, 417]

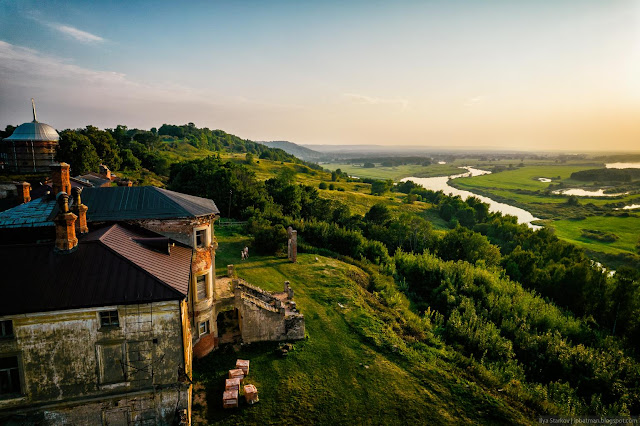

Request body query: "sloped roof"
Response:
[0, 186, 219, 229]
[0, 224, 191, 316]
[0, 197, 56, 228]
[69, 186, 219, 222]
[3, 121, 59, 142]
[93, 224, 192, 295]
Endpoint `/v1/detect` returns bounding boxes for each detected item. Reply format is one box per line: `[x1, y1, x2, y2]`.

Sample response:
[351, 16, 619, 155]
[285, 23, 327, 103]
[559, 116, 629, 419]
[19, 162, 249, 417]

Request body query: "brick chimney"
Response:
[51, 163, 71, 196]
[99, 164, 111, 180]
[53, 192, 78, 253]
[70, 187, 89, 234]
[16, 182, 31, 204]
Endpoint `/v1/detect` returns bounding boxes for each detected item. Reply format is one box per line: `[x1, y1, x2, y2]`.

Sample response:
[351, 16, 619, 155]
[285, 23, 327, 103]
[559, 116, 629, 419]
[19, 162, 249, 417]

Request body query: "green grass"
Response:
[444, 165, 639, 261]
[321, 162, 463, 180]
[550, 216, 640, 256]
[192, 227, 536, 425]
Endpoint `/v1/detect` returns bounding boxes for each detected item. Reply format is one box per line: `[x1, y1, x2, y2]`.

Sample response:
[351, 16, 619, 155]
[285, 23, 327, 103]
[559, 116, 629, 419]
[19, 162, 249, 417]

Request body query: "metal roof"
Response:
[3, 121, 60, 142]
[78, 186, 220, 221]
[0, 224, 190, 316]
[0, 197, 56, 228]
[0, 186, 220, 229]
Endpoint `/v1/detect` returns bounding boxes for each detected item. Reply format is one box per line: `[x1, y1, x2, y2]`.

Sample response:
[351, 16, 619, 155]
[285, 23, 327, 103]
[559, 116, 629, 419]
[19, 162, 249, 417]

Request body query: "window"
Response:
[198, 321, 209, 336]
[99, 310, 119, 328]
[195, 229, 207, 248]
[98, 344, 126, 384]
[0, 357, 21, 396]
[0, 321, 13, 338]
[196, 275, 207, 301]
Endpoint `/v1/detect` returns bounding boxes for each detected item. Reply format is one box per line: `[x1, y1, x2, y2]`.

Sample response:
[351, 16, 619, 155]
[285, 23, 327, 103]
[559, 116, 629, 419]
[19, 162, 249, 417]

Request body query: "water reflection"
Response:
[606, 163, 640, 169]
[402, 167, 542, 229]
[554, 189, 628, 197]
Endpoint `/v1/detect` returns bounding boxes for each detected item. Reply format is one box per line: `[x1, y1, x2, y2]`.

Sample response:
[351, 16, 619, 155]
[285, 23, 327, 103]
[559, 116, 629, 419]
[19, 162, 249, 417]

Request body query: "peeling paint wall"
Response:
[0, 300, 190, 425]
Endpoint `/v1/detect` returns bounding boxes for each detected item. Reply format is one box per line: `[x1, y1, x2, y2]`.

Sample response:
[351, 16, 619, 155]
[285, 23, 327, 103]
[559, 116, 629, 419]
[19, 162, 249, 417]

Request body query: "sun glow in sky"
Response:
[1, 0, 639, 151]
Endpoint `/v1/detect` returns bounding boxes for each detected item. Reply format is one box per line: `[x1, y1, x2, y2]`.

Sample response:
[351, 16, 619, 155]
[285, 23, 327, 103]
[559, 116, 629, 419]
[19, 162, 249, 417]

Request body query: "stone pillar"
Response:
[227, 264, 235, 277]
[70, 187, 89, 234]
[287, 227, 297, 263]
[16, 181, 31, 204]
[50, 163, 71, 196]
[53, 192, 78, 253]
[284, 281, 294, 300]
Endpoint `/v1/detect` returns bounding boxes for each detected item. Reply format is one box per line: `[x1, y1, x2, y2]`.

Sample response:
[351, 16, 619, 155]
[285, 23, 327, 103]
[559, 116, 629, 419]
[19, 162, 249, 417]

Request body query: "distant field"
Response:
[320, 163, 463, 180]
[451, 165, 640, 257]
[550, 216, 640, 256]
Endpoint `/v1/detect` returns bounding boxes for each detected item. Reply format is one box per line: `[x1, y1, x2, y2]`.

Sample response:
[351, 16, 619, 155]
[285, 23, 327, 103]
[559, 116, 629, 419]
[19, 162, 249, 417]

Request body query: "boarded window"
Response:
[195, 229, 207, 248]
[0, 356, 20, 396]
[99, 344, 126, 384]
[196, 275, 207, 300]
[0, 321, 13, 338]
[99, 310, 119, 328]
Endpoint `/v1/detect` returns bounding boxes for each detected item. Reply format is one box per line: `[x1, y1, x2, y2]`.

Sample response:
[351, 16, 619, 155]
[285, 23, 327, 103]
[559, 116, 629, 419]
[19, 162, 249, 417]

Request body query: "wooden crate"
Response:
[236, 359, 250, 375]
[228, 368, 244, 380]
[222, 390, 238, 409]
[225, 378, 241, 393]
[244, 384, 259, 404]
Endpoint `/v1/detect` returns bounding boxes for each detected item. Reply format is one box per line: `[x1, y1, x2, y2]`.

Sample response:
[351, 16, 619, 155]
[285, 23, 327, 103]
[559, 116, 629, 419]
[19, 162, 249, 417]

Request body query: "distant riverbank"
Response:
[402, 167, 542, 229]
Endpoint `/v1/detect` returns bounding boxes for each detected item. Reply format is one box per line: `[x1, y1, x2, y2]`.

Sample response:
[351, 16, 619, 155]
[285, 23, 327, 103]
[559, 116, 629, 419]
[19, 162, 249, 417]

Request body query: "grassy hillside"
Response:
[192, 227, 535, 425]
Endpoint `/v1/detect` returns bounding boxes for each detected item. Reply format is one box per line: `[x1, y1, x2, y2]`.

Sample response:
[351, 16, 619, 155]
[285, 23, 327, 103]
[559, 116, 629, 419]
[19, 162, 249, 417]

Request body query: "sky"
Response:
[0, 0, 639, 151]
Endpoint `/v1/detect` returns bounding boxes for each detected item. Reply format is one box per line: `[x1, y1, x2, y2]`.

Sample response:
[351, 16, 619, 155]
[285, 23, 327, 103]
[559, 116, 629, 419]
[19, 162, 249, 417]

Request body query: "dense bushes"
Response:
[394, 250, 640, 414]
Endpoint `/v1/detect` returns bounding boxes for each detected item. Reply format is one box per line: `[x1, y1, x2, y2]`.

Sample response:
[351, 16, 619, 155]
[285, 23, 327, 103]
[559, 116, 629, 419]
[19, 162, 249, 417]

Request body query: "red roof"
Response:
[95, 224, 192, 295]
[0, 224, 192, 316]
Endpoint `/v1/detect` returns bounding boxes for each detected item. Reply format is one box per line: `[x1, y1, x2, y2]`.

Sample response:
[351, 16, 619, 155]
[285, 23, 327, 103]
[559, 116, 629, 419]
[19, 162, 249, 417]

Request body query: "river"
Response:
[402, 167, 542, 230]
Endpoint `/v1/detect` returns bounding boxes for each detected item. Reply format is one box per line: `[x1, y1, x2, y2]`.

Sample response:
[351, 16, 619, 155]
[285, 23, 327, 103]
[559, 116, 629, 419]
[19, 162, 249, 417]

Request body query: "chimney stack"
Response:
[70, 187, 89, 234]
[50, 163, 71, 196]
[53, 192, 78, 253]
[99, 164, 111, 180]
[16, 182, 31, 204]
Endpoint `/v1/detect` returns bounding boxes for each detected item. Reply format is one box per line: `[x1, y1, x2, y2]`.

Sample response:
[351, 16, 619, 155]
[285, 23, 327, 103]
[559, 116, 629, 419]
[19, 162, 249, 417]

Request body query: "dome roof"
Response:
[4, 121, 60, 142]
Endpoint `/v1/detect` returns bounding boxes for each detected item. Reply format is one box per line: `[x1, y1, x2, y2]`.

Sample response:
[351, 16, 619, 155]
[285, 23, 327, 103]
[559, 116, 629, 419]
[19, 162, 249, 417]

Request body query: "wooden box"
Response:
[244, 384, 259, 404]
[228, 368, 244, 380]
[225, 378, 241, 393]
[222, 390, 238, 409]
[236, 359, 250, 375]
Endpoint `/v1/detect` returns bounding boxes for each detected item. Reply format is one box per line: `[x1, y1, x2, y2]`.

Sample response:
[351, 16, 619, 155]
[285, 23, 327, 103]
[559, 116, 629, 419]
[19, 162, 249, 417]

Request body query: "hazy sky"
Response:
[1, 0, 639, 151]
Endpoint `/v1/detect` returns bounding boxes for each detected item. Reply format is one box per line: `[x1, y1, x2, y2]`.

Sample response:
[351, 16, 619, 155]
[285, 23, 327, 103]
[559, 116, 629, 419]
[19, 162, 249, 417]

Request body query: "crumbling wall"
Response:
[0, 300, 188, 423]
[234, 283, 305, 344]
[2, 386, 189, 426]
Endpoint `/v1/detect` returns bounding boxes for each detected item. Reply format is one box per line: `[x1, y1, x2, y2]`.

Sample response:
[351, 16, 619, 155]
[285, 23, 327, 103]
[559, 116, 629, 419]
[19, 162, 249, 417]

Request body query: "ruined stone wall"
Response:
[237, 300, 305, 344]
[0, 300, 189, 423]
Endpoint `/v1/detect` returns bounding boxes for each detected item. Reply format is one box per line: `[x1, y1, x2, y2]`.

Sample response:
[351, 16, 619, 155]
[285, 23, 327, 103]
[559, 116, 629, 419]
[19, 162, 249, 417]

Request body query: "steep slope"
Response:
[192, 228, 535, 425]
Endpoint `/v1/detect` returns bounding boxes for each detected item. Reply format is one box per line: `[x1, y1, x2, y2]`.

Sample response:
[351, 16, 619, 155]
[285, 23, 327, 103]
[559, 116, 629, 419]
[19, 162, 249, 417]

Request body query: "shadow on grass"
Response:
[194, 341, 284, 424]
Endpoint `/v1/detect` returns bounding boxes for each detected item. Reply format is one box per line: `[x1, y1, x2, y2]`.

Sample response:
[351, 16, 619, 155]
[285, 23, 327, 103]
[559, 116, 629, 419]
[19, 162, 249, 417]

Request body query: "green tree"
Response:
[80, 126, 121, 170]
[364, 203, 392, 225]
[371, 180, 392, 195]
[56, 130, 100, 176]
[438, 227, 501, 267]
[120, 148, 142, 171]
